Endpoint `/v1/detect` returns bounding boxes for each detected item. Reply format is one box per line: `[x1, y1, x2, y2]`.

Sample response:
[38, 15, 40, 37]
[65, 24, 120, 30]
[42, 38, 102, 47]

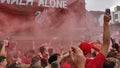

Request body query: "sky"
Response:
[85, 0, 120, 11]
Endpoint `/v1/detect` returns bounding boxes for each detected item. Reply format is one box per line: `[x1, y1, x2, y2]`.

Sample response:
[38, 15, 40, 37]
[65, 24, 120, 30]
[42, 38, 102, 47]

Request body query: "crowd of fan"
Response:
[0, 11, 120, 68]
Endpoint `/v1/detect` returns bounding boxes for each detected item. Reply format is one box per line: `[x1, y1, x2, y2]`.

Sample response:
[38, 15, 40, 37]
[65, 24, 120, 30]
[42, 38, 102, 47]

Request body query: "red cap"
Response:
[79, 41, 93, 55]
[79, 41, 100, 55]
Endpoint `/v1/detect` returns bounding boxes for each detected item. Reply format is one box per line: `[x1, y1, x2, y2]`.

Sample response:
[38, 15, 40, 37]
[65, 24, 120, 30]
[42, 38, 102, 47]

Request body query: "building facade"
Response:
[113, 6, 120, 23]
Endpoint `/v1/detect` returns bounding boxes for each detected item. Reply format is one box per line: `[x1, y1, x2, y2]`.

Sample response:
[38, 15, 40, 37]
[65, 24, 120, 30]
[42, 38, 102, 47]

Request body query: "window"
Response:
[115, 14, 118, 19]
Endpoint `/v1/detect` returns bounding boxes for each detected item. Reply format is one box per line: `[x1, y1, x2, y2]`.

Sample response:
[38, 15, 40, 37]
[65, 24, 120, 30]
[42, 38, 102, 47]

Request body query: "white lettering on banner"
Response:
[38, 0, 67, 8]
[35, 11, 42, 23]
[1, 0, 10, 4]
[44, 0, 49, 7]
[19, 0, 26, 5]
[26, 0, 33, 6]
[50, 0, 56, 8]
[11, 0, 19, 5]
[38, 0, 44, 6]
[62, 0, 67, 8]
[0, 0, 67, 8]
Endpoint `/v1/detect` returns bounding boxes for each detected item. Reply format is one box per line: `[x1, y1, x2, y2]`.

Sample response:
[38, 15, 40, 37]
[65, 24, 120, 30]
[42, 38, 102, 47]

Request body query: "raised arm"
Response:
[0, 41, 6, 56]
[101, 13, 111, 56]
[69, 47, 86, 68]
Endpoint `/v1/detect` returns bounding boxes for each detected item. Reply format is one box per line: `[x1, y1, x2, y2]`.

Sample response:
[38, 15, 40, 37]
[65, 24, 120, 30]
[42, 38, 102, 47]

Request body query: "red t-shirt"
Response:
[61, 61, 71, 68]
[22, 57, 32, 64]
[86, 53, 105, 68]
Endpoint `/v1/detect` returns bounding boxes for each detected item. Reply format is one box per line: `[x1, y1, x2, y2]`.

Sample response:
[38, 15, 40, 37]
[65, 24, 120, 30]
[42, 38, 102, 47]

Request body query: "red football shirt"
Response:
[86, 53, 105, 68]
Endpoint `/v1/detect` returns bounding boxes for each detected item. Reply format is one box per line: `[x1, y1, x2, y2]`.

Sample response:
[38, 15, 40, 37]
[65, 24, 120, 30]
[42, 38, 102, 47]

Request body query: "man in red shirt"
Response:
[84, 12, 111, 68]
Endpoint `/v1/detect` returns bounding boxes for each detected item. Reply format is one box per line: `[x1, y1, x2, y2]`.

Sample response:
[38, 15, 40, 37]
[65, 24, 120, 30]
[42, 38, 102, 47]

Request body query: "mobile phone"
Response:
[111, 37, 120, 52]
[105, 8, 111, 14]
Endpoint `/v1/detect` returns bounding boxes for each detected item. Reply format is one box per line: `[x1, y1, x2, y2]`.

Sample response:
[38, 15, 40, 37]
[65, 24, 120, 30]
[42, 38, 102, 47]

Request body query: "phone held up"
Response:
[105, 8, 111, 14]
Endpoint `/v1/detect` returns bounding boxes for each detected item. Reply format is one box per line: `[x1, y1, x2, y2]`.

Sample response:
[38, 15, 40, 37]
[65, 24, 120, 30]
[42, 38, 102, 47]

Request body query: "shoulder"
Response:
[86, 52, 106, 68]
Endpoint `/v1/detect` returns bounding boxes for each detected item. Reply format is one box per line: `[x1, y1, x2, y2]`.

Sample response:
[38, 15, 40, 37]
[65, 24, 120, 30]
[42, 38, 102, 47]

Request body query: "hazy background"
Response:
[86, 0, 120, 11]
